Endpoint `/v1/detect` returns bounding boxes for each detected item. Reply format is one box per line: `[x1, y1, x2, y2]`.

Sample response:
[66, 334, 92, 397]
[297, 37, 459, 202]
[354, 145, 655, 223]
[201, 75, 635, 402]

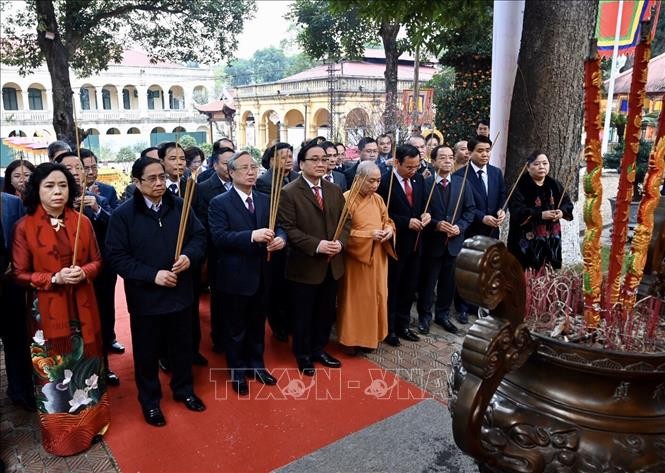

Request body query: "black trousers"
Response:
[191, 269, 202, 354]
[290, 270, 337, 361]
[129, 308, 194, 409]
[208, 253, 225, 349]
[221, 285, 267, 381]
[0, 281, 33, 402]
[267, 250, 291, 336]
[387, 251, 421, 334]
[94, 267, 117, 348]
[417, 252, 457, 325]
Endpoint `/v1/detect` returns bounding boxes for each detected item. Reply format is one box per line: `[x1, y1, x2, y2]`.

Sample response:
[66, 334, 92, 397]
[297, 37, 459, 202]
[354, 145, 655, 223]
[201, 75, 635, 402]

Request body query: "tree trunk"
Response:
[505, 0, 598, 199]
[380, 21, 400, 135]
[35, 0, 76, 144]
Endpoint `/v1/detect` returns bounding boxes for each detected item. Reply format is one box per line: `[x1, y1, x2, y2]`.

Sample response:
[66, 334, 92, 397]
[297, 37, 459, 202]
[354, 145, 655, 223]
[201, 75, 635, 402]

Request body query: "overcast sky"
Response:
[235, 1, 297, 59]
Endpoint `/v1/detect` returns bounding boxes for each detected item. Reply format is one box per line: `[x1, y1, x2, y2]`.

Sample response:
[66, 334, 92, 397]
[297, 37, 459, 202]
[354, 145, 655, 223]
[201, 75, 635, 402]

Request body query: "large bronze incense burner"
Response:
[449, 236, 665, 473]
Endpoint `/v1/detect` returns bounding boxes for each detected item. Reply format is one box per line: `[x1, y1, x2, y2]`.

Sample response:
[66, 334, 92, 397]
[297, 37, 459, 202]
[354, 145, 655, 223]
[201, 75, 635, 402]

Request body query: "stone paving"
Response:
[0, 310, 469, 473]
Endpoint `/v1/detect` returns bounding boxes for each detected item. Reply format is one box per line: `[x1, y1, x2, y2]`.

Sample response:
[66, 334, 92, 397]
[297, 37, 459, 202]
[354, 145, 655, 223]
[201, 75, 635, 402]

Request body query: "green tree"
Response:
[224, 58, 255, 86]
[223, 48, 316, 86]
[0, 0, 256, 144]
[116, 146, 136, 162]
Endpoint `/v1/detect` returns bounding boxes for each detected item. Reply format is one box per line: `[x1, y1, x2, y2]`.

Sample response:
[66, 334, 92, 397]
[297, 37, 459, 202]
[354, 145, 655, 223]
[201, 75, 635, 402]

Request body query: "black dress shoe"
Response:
[193, 352, 208, 366]
[158, 358, 170, 373]
[250, 369, 277, 385]
[232, 380, 249, 395]
[109, 340, 125, 354]
[105, 370, 120, 386]
[143, 406, 166, 427]
[456, 312, 469, 324]
[313, 352, 341, 368]
[384, 333, 401, 347]
[175, 394, 206, 412]
[398, 329, 420, 342]
[272, 330, 289, 342]
[435, 318, 459, 334]
[297, 358, 315, 376]
[417, 323, 430, 335]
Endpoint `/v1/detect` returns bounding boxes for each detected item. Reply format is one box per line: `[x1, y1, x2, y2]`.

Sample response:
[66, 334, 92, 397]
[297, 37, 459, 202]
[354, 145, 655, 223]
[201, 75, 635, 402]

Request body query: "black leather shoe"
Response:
[456, 312, 469, 325]
[313, 352, 341, 368]
[143, 406, 166, 427]
[232, 380, 249, 395]
[398, 329, 420, 342]
[417, 323, 430, 335]
[105, 370, 120, 386]
[384, 333, 401, 347]
[250, 369, 277, 385]
[297, 358, 315, 376]
[158, 358, 170, 373]
[109, 340, 125, 354]
[193, 352, 208, 366]
[272, 330, 289, 342]
[175, 394, 206, 412]
[435, 318, 459, 334]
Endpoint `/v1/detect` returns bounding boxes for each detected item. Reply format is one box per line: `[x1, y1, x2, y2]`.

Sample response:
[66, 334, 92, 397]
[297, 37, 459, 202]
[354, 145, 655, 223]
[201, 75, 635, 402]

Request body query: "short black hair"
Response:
[335, 143, 346, 151]
[261, 142, 293, 169]
[158, 142, 182, 160]
[3, 159, 36, 195]
[140, 147, 159, 158]
[53, 152, 82, 164]
[185, 146, 205, 166]
[297, 141, 325, 164]
[357, 137, 376, 151]
[467, 135, 492, 153]
[131, 156, 164, 180]
[395, 144, 420, 164]
[78, 148, 98, 162]
[430, 145, 451, 161]
[320, 141, 336, 151]
[212, 146, 235, 166]
[477, 118, 490, 127]
[23, 162, 79, 215]
[213, 138, 234, 152]
[526, 149, 544, 164]
[377, 134, 392, 143]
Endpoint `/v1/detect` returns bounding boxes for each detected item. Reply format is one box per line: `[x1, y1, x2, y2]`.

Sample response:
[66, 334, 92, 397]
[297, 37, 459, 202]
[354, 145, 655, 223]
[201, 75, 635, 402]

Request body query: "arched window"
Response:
[80, 88, 91, 110]
[2, 88, 19, 110]
[28, 88, 43, 110]
[102, 89, 112, 110]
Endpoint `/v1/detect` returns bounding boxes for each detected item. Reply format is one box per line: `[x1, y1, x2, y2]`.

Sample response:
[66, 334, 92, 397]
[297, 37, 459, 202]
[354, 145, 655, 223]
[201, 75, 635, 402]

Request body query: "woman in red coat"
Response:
[12, 162, 110, 456]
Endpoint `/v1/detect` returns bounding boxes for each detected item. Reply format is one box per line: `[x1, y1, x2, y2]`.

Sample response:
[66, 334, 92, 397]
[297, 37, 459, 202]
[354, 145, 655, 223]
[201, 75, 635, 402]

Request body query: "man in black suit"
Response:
[198, 138, 235, 183]
[344, 137, 379, 182]
[278, 141, 350, 375]
[208, 151, 286, 395]
[193, 146, 234, 352]
[81, 149, 119, 209]
[378, 144, 431, 346]
[376, 134, 392, 165]
[159, 141, 207, 366]
[453, 134, 506, 322]
[255, 143, 298, 342]
[322, 141, 348, 191]
[417, 146, 475, 334]
[106, 156, 207, 426]
[408, 134, 435, 177]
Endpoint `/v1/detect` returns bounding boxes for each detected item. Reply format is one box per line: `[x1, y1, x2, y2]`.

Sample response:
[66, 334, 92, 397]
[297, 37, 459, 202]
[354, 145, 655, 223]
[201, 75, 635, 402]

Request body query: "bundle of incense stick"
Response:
[269, 148, 287, 231]
[413, 177, 438, 251]
[332, 174, 367, 242]
[174, 172, 196, 259]
[72, 116, 86, 267]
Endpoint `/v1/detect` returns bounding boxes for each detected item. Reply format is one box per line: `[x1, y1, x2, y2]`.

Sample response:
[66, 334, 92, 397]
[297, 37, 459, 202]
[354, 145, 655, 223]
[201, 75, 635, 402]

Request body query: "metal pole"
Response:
[601, 0, 624, 156]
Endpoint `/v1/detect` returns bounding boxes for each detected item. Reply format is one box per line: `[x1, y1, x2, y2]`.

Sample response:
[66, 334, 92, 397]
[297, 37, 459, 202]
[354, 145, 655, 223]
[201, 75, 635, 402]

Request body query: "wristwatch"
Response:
[51, 274, 58, 285]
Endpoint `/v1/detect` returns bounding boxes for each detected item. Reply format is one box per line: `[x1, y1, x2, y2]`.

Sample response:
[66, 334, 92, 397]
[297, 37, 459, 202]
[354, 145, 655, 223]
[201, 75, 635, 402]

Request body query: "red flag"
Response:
[596, 0, 661, 57]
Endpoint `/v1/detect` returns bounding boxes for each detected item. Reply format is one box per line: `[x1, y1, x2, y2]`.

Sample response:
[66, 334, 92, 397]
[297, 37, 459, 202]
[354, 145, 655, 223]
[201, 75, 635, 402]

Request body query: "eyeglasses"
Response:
[233, 164, 259, 173]
[303, 158, 328, 164]
[140, 173, 167, 184]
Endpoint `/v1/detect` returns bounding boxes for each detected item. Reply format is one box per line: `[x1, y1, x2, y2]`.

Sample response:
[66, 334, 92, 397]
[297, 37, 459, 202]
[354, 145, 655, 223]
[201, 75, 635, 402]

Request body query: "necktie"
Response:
[313, 186, 324, 210]
[151, 203, 160, 213]
[246, 196, 255, 214]
[441, 179, 450, 211]
[477, 169, 488, 191]
[168, 183, 178, 195]
[403, 178, 413, 207]
[225, 182, 232, 191]
[324, 175, 332, 182]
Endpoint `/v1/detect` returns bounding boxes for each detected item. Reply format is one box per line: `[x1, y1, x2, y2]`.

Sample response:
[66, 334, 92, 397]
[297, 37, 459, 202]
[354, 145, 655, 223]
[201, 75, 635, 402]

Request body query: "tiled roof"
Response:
[610, 52, 665, 94]
[278, 61, 436, 83]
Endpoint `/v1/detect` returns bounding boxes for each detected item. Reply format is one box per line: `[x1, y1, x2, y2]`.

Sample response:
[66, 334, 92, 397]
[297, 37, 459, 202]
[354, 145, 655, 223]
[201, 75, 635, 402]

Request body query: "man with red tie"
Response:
[278, 141, 350, 375]
[378, 144, 431, 346]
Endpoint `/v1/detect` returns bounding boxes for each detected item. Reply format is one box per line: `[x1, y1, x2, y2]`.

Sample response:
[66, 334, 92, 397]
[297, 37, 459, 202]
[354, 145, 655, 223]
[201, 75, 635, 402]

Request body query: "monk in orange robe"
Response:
[337, 161, 396, 352]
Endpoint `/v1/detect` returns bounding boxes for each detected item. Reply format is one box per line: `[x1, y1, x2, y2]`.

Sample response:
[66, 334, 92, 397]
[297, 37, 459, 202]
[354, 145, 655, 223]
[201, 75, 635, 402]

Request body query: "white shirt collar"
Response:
[166, 177, 179, 187]
[217, 174, 231, 187]
[435, 174, 451, 184]
[470, 161, 487, 174]
[392, 167, 409, 183]
[302, 175, 322, 188]
[233, 186, 252, 203]
[143, 196, 162, 210]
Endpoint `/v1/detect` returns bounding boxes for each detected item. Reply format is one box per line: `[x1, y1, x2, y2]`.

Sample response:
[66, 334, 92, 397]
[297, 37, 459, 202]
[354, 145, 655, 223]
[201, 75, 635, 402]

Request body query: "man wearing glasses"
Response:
[208, 151, 286, 395]
[106, 156, 207, 427]
[321, 141, 348, 191]
[278, 141, 350, 376]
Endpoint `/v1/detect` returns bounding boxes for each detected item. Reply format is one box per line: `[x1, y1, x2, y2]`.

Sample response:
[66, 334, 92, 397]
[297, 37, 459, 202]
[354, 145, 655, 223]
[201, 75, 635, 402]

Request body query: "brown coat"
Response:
[278, 175, 350, 284]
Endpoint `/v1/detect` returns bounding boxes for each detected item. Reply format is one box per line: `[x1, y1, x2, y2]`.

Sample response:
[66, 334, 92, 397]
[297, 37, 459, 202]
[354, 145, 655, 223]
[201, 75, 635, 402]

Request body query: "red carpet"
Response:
[104, 281, 424, 472]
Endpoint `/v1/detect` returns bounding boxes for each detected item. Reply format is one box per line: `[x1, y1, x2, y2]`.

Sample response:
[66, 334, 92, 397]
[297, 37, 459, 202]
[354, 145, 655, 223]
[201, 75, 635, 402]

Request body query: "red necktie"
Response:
[313, 186, 324, 210]
[404, 178, 413, 207]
